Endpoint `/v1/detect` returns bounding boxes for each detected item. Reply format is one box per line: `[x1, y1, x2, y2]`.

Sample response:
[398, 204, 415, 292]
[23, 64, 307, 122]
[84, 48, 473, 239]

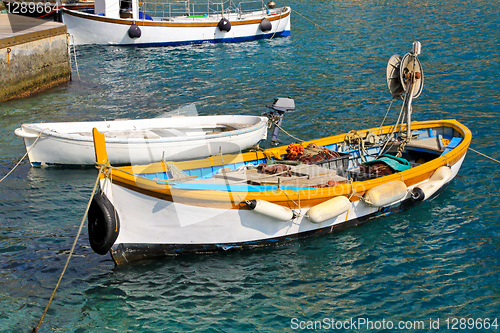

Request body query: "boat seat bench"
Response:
[161, 164, 349, 190]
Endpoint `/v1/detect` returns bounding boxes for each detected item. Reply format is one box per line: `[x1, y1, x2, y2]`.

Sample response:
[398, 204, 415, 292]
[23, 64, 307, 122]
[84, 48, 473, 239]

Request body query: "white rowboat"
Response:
[15, 115, 268, 166]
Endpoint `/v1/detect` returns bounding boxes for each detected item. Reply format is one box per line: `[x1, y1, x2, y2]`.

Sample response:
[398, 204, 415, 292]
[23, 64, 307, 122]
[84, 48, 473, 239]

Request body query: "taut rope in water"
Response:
[0, 129, 47, 183]
[70, 35, 81, 81]
[468, 147, 500, 164]
[291, 9, 332, 33]
[274, 122, 305, 143]
[31, 165, 106, 333]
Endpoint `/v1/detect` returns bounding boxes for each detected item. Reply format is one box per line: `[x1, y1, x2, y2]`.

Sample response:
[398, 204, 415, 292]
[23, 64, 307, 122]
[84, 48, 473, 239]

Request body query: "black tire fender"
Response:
[411, 187, 426, 202]
[88, 192, 120, 255]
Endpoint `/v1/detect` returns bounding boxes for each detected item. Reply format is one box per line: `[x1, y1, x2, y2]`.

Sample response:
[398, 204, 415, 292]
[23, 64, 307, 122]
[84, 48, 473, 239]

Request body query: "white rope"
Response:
[1, 129, 47, 183]
[70, 35, 80, 81]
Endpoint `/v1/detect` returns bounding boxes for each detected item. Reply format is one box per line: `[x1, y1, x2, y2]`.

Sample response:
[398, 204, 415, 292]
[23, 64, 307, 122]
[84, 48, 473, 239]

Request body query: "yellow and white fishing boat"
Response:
[88, 42, 471, 264]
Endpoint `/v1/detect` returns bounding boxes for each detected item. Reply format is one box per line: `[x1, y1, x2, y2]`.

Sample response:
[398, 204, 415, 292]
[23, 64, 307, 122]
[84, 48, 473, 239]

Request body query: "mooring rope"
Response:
[0, 129, 47, 183]
[468, 147, 500, 164]
[379, 99, 395, 132]
[274, 122, 305, 143]
[291, 9, 332, 33]
[31, 165, 105, 333]
[269, 9, 283, 39]
[70, 35, 81, 81]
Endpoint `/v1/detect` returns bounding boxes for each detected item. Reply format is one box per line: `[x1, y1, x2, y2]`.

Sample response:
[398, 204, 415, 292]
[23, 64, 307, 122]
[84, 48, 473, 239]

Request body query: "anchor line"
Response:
[270, 9, 283, 39]
[274, 122, 305, 143]
[468, 147, 500, 164]
[70, 35, 81, 81]
[291, 9, 332, 33]
[31, 166, 105, 333]
[0, 129, 47, 183]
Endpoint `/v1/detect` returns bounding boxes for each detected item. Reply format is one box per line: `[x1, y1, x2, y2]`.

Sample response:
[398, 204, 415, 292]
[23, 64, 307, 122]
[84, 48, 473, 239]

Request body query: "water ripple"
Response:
[1, 0, 499, 331]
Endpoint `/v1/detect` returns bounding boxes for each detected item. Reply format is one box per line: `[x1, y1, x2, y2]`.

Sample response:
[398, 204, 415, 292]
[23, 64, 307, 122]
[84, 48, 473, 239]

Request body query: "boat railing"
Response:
[141, 0, 267, 20]
[236, 0, 267, 16]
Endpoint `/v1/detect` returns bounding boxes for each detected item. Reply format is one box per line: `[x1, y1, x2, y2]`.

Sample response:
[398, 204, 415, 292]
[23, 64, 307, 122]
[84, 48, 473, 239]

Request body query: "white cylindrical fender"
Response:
[246, 199, 295, 221]
[307, 196, 351, 224]
[364, 180, 407, 207]
[413, 166, 452, 201]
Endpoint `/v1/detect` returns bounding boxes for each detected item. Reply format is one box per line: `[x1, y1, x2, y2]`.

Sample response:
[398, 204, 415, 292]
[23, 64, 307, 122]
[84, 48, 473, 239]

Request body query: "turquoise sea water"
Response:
[1, 0, 499, 331]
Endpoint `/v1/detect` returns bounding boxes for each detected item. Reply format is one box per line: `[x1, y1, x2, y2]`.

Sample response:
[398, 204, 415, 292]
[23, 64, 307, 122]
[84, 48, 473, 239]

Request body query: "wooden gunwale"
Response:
[97, 119, 471, 208]
[62, 6, 291, 27]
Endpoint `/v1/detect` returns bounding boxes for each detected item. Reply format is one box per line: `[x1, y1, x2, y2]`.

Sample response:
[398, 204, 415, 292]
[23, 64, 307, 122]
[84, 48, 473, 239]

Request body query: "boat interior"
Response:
[136, 124, 464, 190]
[25, 122, 254, 140]
[96, 123, 249, 139]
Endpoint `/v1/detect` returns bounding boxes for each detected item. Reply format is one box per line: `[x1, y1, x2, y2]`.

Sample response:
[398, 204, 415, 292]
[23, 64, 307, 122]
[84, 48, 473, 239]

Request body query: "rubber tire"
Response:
[411, 187, 425, 202]
[88, 192, 120, 255]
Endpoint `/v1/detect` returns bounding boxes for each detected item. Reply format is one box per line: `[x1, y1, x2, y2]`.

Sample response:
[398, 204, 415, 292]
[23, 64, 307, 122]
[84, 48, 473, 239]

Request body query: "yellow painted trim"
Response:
[92, 128, 109, 179]
[92, 128, 108, 164]
[100, 119, 471, 207]
[63, 7, 291, 27]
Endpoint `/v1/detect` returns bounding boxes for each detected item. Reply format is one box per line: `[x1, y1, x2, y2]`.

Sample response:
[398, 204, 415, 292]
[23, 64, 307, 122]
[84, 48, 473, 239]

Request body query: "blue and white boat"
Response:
[62, 0, 291, 46]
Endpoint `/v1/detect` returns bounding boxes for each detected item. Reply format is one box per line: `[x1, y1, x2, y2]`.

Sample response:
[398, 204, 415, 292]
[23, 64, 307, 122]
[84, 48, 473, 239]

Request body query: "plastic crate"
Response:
[312, 152, 350, 176]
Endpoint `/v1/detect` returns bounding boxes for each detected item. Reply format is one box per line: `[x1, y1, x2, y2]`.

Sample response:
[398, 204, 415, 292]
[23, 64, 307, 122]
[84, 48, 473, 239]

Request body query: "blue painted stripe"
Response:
[125, 31, 291, 47]
[441, 137, 463, 155]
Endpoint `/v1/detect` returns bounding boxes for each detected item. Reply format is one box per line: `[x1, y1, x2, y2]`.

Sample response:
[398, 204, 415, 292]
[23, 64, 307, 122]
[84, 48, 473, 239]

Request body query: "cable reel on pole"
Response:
[385, 41, 424, 149]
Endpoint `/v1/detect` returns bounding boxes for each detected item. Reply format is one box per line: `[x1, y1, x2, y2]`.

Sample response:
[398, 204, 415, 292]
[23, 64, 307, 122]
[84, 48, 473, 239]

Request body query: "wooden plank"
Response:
[290, 164, 339, 177]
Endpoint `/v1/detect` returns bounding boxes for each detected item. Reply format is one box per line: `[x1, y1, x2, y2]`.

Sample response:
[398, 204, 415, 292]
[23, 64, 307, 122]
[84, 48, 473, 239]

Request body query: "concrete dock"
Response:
[0, 14, 71, 101]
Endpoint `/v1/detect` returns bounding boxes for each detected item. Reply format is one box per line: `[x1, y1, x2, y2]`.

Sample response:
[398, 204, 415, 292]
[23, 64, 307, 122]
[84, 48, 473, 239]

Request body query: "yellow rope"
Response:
[269, 8, 283, 39]
[396, 136, 411, 158]
[274, 122, 305, 142]
[291, 9, 332, 33]
[469, 147, 500, 164]
[31, 165, 105, 333]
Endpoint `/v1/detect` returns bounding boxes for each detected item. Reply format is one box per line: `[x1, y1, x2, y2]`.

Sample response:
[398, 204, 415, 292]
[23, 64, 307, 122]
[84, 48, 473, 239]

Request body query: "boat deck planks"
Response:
[177, 164, 349, 188]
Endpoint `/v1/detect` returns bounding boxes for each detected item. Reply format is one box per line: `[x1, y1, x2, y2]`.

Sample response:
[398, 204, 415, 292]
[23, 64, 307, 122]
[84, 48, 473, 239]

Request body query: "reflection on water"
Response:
[1, 0, 499, 331]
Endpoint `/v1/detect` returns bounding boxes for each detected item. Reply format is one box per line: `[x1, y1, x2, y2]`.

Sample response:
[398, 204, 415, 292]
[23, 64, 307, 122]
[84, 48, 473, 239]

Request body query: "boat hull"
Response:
[15, 115, 268, 166]
[105, 155, 464, 265]
[62, 7, 291, 46]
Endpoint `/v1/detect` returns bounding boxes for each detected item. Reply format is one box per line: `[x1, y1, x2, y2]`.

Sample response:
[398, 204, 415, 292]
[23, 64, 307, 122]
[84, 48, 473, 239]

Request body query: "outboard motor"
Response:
[266, 97, 295, 145]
